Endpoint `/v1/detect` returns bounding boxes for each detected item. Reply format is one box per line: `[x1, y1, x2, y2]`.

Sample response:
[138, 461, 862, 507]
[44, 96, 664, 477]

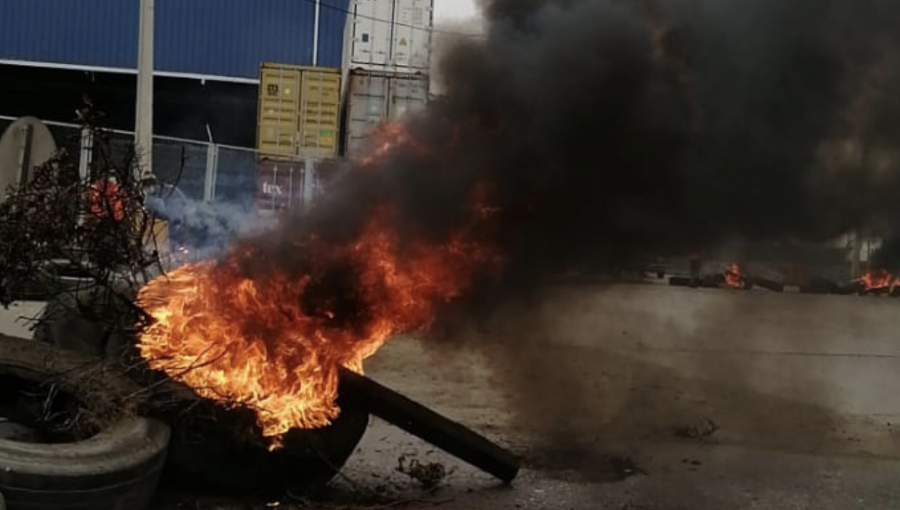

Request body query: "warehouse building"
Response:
[0, 0, 434, 212]
[0, 0, 351, 146]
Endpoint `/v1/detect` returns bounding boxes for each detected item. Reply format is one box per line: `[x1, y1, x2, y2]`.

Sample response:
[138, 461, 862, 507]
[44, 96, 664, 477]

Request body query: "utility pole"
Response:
[303, 0, 321, 212]
[312, 0, 320, 67]
[135, 0, 155, 180]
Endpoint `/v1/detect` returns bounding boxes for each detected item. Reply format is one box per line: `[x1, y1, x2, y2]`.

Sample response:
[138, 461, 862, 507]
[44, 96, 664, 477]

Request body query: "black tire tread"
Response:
[0, 335, 169, 510]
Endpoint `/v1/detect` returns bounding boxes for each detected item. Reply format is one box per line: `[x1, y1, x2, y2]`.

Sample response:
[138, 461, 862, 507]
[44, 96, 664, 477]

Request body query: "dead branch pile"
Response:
[0, 101, 165, 339]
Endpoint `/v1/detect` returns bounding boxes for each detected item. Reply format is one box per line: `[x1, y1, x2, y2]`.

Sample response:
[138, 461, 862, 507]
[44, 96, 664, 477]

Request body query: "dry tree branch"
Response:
[0, 99, 175, 426]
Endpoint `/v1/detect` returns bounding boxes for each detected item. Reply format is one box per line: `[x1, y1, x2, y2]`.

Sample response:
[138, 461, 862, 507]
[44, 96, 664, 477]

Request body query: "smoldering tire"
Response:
[0, 335, 170, 510]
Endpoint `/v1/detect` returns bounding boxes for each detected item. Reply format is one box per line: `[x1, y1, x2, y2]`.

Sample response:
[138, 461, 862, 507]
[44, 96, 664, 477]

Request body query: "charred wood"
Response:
[668, 275, 721, 288]
[748, 276, 784, 292]
[338, 367, 520, 483]
[668, 275, 692, 287]
[862, 286, 890, 296]
[800, 277, 839, 295]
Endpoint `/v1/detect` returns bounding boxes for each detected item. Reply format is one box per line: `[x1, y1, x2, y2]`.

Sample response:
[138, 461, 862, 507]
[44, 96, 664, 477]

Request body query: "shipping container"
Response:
[342, 70, 429, 157]
[256, 159, 305, 214]
[343, 0, 434, 74]
[0, 0, 350, 81]
[257, 64, 343, 159]
[256, 158, 340, 215]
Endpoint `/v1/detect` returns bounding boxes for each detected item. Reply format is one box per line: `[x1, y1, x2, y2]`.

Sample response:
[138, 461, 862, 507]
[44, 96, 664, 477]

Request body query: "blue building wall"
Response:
[0, 0, 349, 79]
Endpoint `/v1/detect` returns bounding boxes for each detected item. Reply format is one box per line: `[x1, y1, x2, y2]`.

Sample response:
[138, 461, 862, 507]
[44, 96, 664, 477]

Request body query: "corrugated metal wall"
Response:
[0, 0, 350, 80]
[0, 0, 138, 69]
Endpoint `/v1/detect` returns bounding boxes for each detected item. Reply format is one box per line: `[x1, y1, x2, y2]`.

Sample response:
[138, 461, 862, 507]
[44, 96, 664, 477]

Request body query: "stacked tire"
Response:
[0, 335, 169, 510]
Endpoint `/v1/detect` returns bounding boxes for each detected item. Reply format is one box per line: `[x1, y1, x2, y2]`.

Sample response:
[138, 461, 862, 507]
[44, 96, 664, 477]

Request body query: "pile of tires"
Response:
[34, 289, 371, 496]
[0, 335, 169, 510]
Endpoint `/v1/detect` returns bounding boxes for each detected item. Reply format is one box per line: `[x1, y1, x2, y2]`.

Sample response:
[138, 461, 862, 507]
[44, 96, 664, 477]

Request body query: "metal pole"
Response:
[135, 0, 155, 180]
[16, 124, 33, 186]
[288, 165, 294, 210]
[78, 127, 93, 181]
[203, 124, 217, 202]
[203, 144, 218, 202]
[303, 159, 315, 211]
[270, 165, 278, 212]
[76, 126, 94, 228]
[312, 0, 321, 66]
[306, 0, 322, 206]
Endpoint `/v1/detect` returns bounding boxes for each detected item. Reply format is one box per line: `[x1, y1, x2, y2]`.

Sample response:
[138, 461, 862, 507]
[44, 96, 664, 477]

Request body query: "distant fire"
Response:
[137, 126, 503, 448]
[724, 263, 745, 288]
[858, 268, 900, 293]
[357, 122, 409, 166]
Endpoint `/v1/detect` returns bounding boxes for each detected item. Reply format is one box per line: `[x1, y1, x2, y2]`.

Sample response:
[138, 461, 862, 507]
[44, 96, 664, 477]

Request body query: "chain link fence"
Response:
[0, 115, 296, 211]
[0, 115, 308, 263]
[214, 145, 258, 209]
[0, 115, 345, 264]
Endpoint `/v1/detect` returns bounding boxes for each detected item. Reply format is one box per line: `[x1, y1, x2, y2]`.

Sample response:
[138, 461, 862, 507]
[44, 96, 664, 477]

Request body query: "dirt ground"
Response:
[157, 282, 900, 509]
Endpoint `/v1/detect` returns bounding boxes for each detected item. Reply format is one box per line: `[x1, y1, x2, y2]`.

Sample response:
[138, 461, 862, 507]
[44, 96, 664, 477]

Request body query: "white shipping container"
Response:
[343, 70, 430, 158]
[343, 0, 434, 74]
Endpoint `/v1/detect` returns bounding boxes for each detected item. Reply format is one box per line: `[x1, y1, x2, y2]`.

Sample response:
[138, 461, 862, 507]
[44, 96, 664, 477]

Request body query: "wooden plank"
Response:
[338, 367, 520, 483]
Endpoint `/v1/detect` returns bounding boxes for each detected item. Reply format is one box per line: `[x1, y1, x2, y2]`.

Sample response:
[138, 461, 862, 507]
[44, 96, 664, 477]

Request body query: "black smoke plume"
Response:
[255, 0, 900, 292]
[204, 0, 900, 333]
[219, 0, 900, 469]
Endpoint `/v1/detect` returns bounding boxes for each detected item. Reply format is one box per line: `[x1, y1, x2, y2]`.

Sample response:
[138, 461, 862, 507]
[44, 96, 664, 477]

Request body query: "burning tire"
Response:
[161, 391, 370, 495]
[33, 288, 370, 494]
[0, 335, 170, 510]
[33, 282, 137, 360]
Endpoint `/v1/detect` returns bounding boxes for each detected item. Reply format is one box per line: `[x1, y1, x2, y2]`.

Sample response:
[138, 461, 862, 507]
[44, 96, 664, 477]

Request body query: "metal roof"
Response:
[0, 0, 350, 81]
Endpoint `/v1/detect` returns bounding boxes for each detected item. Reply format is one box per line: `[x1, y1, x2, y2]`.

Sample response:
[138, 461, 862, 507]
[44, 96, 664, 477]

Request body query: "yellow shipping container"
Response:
[256, 63, 342, 159]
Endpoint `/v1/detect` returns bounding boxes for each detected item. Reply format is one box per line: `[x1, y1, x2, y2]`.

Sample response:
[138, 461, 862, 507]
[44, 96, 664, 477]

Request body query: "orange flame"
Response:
[137, 189, 501, 447]
[859, 269, 900, 293]
[724, 263, 744, 288]
[357, 123, 410, 166]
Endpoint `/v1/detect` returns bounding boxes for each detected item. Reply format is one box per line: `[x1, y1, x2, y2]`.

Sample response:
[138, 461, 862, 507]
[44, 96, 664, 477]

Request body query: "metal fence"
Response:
[0, 115, 325, 213]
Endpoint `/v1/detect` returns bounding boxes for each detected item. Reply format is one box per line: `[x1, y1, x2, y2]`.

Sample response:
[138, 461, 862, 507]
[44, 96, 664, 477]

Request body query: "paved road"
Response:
[330, 283, 900, 510]
[8, 283, 900, 509]
[531, 284, 900, 420]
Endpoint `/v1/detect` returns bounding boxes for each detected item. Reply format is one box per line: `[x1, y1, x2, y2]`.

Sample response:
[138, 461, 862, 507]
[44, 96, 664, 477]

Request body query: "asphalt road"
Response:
[7, 283, 900, 509]
[325, 283, 900, 510]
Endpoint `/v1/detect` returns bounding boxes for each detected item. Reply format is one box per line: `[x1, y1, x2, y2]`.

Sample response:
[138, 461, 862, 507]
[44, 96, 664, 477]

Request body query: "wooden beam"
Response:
[338, 367, 520, 483]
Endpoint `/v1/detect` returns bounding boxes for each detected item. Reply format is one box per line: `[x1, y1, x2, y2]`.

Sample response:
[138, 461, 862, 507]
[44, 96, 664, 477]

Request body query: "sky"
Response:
[433, 0, 481, 22]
